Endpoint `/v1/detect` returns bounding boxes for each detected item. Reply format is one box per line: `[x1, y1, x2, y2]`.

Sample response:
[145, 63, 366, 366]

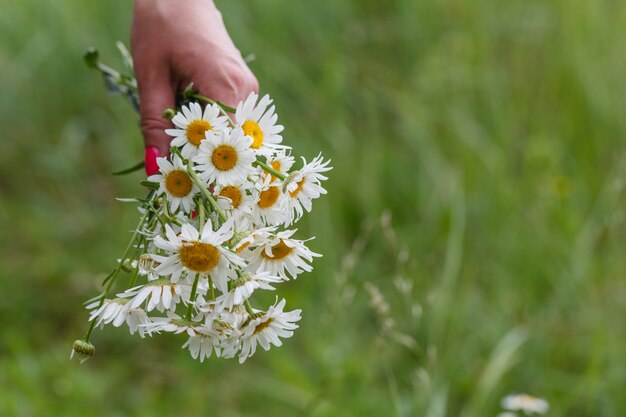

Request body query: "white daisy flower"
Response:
[165, 102, 228, 159]
[214, 271, 282, 311]
[181, 333, 221, 362]
[152, 220, 245, 293]
[87, 298, 150, 337]
[245, 229, 321, 280]
[118, 278, 192, 313]
[284, 153, 332, 225]
[233, 226, 278, 254]
[235, 92, 287, 156]
[502, 394, 549, 415]
[148, 155, 199, 214]
[263, 151, 295, 184]
[251, 179, 287, 226]
[142, 311, 204, 337]
[194, 127, 256, 187]
[233, 298, 301, 363]
[214, 182, 254, 229]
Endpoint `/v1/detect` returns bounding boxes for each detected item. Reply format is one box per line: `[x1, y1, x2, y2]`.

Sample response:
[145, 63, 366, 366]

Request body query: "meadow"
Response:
[1, 0, 625, 415]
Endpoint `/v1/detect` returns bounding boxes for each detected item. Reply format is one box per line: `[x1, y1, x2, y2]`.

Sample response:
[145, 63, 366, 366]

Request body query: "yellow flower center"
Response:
[253, 318, 274, 334]
[212, 145, 238, 171]
[242, 120, 264, 148]
[261, 240, 293, 260]
[179, 241, 220, 273]
[219, 186, 242, 208]
[185, 120, 212, 146]
[268, 160, 281, 183]
[165, 170, 193, 197]
[289, 177, 306, 198]
[258, 186, 280, 208]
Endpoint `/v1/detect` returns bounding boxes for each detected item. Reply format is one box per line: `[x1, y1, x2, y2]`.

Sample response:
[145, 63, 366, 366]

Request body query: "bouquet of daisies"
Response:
[72, 48, 331, 364]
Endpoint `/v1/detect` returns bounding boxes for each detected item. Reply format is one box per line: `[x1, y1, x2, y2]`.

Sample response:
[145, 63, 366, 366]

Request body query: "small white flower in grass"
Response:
[283, 153, 332, 226]
[165, 102, 228, 159]
[502, 394, 549, 415]
[245, 229, 320, 280]
[87, 298, 151, 338]
[118, 278, 191, 313]
[148, 155, 199, 214]
[236, 92, 287, 156]
[194, 128, 256, 187]
[232, 298, 301, 363]
[214, 271, 282, 311]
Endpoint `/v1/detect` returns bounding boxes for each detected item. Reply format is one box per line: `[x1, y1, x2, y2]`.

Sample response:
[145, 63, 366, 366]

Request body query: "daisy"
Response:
[283, 153, 332, 225]
[181, 333, 221, 362]
[118, 278, 192, 313]
[234, 298, 301, 363]
[245, 229, 321, 280]
[87, 298, 151, 337]
[142, 311, 204, 337]
[251, 178, 287, 226]
[214, 182, 254, 229]
[502, 394, 549, 415]
[233, 226, 277, 254]
[148, 155, 199, 213]
[194, 127, 256, 187]
[263, 150, 294, 184]
[214, 271, 282, 311]
[152, 220, 245, 293]
[235, 92, 287, 156]
[165, 102, 228, 158]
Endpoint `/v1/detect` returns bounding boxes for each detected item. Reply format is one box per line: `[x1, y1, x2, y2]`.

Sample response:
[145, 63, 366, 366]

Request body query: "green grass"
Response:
[1, 0, 626, 415]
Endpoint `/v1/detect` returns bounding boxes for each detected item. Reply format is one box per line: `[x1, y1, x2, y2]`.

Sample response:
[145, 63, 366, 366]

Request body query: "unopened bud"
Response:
[84, 47, 99, 69]
[162, 108, 176, 120]
[120, 259, 134, 273]
[70, 340, 95, 364]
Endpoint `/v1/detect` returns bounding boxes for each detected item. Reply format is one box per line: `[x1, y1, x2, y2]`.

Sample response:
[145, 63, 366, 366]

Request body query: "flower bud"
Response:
[70, 340, 95, 364]
[162, 108, 176, 120]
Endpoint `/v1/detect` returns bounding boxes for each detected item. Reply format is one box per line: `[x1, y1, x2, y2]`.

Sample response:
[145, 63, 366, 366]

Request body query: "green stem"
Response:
[208, 275, 216, 300]
[185, 161, 227, 224]
[244, 300, 255, 315]
[197, 199, 206, 233]
[186, 274, 200, 321]
[254, 160, 287, 181]
[84, 191, 156, 342]
[191, 93, 235, 126]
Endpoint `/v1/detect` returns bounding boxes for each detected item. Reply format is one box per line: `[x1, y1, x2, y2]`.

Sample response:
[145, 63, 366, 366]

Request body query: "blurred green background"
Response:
[1, 0, 625, 416]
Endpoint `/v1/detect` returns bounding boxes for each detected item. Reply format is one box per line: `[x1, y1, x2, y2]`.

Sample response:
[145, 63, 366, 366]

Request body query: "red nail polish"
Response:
[145, 147, 160, 176]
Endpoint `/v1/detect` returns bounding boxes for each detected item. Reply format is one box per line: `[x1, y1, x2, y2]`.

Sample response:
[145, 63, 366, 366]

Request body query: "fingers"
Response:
[136, 67, 175, 158]
[190, 54, 258, 110]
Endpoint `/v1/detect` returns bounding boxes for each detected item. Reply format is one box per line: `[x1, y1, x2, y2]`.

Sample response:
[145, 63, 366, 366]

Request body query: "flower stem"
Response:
[208, 275, 216, 300]
[185, 161, 227, 224]
[254, 160, 287, 181]
[197, 198, 206, 234]
[191, 93, 235, 126]
[186, 274, 200, 321]
[244, 300, 255, 315]
[84, 191, 156, 341]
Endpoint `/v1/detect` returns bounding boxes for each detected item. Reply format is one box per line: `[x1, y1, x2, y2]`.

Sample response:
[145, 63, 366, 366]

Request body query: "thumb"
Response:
[137, 69, 175, 163]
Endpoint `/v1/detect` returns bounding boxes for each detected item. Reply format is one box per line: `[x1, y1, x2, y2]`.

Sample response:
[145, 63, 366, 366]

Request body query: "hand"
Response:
[131, 0, 258, 175]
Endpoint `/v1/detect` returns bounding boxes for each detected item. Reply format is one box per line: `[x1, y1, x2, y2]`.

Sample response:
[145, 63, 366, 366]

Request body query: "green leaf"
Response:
[140, 180, 159, 189]
[84, 47, 99, 69]
[112, 160, 145, 176]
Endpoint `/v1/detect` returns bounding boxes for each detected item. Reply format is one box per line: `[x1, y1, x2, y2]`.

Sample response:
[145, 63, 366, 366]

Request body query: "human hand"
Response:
[131, 0, 258, 175]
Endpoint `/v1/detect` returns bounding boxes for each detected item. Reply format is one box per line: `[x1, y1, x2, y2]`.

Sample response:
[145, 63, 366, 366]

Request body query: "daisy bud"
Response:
[162, 108, 176, 120]
[282, 171, 301, 193]
[70, 340, 95, 364]
[120, 259, 134, 273]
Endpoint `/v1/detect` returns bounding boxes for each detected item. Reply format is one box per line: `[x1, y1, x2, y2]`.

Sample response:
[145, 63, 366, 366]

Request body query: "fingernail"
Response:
[145, 147, 160, 176]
